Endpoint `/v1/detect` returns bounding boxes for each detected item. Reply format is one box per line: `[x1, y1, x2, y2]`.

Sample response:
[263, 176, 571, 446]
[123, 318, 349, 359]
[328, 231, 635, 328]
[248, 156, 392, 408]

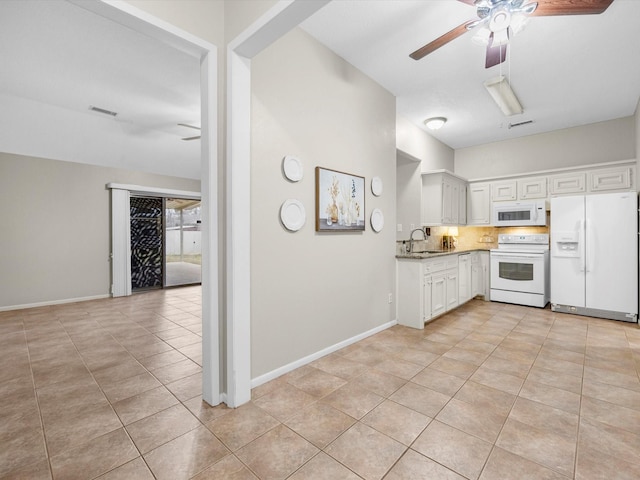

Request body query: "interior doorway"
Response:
[130, 196, 202, 292]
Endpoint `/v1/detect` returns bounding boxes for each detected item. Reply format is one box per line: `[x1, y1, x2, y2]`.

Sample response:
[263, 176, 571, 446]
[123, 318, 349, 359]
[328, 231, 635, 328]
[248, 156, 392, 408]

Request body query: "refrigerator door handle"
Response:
[579, 219, 586, 272]
[585, 218, 594, 273]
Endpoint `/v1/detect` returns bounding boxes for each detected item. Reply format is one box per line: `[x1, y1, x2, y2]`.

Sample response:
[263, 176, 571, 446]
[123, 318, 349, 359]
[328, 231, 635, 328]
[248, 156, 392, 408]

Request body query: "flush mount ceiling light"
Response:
[483, 75, 523, 116]
[424, 117, 447, 130]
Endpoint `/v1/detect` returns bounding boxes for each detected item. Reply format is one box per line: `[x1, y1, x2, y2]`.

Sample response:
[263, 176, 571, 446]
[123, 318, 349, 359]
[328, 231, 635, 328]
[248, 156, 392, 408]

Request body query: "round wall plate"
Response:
[371, 176, 383, 196]
[280, 199, 306, 231]
[282, 155, 303, 182]
[370, 208, 384, 232]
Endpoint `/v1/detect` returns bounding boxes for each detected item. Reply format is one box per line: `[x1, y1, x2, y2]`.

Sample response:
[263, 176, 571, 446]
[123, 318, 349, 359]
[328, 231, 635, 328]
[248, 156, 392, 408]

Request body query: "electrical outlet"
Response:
[397, 224, 403, 232]
[388, 293, 393, 304]
[410, 223, 415, 230]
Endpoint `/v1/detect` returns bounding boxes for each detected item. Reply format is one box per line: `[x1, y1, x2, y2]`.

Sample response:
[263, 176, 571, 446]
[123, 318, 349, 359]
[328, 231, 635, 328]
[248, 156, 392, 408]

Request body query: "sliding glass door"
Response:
[164, 198, 202, 287]
[129, 196, 201, 291]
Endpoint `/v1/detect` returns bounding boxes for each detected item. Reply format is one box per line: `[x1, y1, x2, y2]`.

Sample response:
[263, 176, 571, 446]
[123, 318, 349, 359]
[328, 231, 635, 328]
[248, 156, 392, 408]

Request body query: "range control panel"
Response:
[498, 234, 549, 245]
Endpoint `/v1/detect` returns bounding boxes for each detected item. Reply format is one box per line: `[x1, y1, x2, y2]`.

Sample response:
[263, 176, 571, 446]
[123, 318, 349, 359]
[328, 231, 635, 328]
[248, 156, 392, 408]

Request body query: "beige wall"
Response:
[250, 28, 396, 377]
[0, 153, 200, 309]
[396, 115, 455, 172]
[396, 153, 421, 241]
[455, 116, 636, 180]
[124, 0, 224, 45]
[636, 99, 640, 191]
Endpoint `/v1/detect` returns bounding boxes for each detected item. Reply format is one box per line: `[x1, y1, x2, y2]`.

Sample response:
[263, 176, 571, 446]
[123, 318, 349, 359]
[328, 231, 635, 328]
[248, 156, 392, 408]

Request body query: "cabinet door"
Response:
[458, 182, 467, 225]
[492, 181, 517, 201]
[518, 177, 547, 200]
[451, 181, 460, 224]
[589, 167, 632, 192]
[446, 269, 458, 311]
[458, 255, 471, 304]
[431, 274, 446, 318]
[467, 183, 491, 225]
[442, 177, 454, 224]
[479, 251, 490, 300]
[423, 275, 432, 323]
[549, 172, 586, 195]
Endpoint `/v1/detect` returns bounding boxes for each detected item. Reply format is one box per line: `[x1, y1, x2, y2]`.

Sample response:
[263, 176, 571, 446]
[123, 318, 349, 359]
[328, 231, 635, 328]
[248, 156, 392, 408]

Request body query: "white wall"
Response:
[396, 115, 455, 172]
[396, 152, 421, 241]
[455, 116, 636, 180]
[636, 99, 640, 191]
[0, 152, 199, 309]
[250, 28, 396, 378]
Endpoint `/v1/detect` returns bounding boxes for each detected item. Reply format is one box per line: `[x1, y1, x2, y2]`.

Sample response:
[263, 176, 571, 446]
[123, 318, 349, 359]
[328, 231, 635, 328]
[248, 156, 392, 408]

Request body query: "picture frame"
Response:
[315, 167, 365, 231]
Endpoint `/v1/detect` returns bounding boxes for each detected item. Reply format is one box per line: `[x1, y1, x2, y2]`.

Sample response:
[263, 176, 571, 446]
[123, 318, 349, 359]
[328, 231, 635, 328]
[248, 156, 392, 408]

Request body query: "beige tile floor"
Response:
[1, 288, 640, 479]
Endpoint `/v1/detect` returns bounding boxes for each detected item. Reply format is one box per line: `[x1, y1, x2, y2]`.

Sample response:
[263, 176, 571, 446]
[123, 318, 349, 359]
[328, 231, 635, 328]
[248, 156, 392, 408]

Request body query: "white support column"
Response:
[225, 49, 252, 407]
[201, 50, 221, 406]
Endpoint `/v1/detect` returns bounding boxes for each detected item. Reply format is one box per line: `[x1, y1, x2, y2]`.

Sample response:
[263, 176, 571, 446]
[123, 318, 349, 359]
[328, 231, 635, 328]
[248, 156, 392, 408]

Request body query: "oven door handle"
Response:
[491, 254, 542, 260]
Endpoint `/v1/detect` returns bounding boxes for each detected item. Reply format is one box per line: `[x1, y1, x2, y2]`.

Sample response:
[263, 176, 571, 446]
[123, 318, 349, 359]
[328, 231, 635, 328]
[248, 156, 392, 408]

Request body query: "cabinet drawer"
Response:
[446, 257, 459, 270]
[423, 258, 448, 274]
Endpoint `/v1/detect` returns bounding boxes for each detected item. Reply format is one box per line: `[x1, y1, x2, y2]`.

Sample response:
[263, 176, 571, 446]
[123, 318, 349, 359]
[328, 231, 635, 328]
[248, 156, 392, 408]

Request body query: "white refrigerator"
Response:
[550, 192, 638, 323]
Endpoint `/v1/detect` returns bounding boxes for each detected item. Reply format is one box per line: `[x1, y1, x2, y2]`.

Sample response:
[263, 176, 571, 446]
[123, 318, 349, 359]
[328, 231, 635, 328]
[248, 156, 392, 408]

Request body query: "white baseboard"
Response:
[251, 319, 398, 389]
[0, 294, 111, 312]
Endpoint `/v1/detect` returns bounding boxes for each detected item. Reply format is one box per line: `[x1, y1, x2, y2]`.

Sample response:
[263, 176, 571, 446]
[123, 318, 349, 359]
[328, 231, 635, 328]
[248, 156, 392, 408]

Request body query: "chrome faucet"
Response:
[409, 228, 426, 253]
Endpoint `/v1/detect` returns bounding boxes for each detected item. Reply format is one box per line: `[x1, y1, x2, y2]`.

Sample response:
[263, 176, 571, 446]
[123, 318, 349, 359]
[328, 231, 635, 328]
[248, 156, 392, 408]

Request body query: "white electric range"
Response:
[490, 234, 550, 308]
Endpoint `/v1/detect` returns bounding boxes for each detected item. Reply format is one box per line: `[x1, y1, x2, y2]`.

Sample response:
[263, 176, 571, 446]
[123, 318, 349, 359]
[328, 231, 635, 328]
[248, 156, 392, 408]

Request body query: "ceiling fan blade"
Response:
[181, 135, 201, 141]
[177, 123, 201, 130]
[486, 43, 507, 68]
[532, 0, 614, 16]
[410, 22, 473, 60]
[457, 0, 476, 5]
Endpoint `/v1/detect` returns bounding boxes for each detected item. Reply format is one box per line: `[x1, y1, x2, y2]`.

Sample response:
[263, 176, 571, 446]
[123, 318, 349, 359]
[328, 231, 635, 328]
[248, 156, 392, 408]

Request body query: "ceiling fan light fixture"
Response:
[484, 76, 523, 116]
[472, 27, 492, 46]
[424, 117, 447, 130]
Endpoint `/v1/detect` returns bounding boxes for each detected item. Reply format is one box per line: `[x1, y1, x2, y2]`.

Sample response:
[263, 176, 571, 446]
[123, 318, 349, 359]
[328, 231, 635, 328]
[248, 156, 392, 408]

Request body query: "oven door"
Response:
[490, 252, 546, 294]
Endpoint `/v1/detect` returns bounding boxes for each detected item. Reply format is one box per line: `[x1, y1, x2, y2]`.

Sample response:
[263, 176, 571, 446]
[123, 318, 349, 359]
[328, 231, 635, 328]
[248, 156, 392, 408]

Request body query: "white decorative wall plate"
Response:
[370, 208, 384, 232]
[282, 155, 303, 182]
[280, 199, 305, 231]
[371, 176, 383, 196]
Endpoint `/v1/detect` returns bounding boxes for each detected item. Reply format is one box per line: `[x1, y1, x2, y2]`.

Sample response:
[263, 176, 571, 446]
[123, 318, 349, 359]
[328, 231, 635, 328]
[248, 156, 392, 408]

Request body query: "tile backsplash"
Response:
[397, 225, 549, 253]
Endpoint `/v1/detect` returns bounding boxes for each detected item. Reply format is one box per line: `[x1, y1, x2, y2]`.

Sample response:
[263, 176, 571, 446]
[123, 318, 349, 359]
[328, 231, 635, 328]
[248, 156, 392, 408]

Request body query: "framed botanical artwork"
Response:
[315, 167, 365, 231]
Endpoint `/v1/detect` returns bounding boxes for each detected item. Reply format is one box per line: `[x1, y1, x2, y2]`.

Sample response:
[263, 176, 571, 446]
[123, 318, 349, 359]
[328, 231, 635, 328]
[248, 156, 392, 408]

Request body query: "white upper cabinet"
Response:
[422, 171, 467, 226]
[589, 166, 633, 192]
[549, 172, 587, 195]
[491, 180, 517, 202]
[518, 177, 547, 200]
[467, 183, 491, 225]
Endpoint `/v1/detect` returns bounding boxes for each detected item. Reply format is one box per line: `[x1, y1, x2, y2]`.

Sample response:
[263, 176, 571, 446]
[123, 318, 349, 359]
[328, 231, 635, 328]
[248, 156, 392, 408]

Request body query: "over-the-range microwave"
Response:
[493, 200, 548, 226]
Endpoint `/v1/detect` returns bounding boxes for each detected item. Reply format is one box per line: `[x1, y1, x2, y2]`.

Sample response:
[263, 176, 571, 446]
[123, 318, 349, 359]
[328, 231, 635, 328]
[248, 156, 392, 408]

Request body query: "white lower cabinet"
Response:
[429, 273, 447, 319]
[399, 253, 483, 329]
[474, 251, 490, 299]
[458, 253, 472, 304]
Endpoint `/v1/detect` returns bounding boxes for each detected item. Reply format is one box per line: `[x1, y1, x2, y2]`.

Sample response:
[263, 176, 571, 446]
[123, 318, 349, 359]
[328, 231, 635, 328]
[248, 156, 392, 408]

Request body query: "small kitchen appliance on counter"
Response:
[490, 234, 550, 308]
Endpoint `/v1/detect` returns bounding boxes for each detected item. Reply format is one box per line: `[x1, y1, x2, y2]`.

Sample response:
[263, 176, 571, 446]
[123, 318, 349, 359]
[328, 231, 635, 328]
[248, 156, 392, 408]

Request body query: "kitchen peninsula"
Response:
[397, 247, 490, 329]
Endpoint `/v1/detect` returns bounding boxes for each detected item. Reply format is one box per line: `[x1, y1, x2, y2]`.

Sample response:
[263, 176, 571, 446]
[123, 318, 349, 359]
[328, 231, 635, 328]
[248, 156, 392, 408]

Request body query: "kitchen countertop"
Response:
[396, 247, 491, 260]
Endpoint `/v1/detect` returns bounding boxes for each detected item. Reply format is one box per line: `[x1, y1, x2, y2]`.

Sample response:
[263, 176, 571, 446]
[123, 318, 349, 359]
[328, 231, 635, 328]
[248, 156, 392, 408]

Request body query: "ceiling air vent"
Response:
[89, 105, 118, 117]
[508, 120, 533, 129]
